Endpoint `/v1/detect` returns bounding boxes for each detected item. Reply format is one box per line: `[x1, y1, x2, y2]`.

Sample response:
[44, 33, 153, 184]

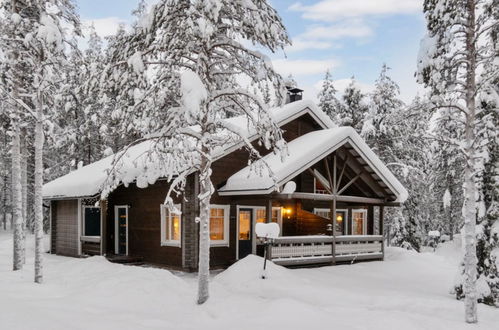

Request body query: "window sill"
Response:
[161, 241, 181, 248]
[81, 236, 101, 243]
[210, 241, 229, 247]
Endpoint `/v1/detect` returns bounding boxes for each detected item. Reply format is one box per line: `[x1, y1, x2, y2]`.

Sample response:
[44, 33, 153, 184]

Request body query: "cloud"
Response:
[290, 0, 421, 22]
[82, 17, 128, 38]
[286, 18, 373, 52]
[272, 58, 339, 77]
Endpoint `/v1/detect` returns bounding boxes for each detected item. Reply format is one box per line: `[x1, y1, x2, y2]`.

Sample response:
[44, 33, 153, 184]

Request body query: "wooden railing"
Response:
[270, 235, 383, 266]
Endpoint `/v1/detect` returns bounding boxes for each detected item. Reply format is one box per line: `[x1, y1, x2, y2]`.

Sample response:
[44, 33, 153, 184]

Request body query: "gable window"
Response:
[83, 206, 101, 237]
[313, 208, 346, 235]
[352, 209, 367, 235]
[314, 178, 329, 194]
[210, 205, 230, 246]
[161, 204, 181, 247]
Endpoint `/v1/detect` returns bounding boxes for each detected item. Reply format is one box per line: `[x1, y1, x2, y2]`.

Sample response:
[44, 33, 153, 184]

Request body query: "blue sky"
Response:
[76, 0, 426, 102]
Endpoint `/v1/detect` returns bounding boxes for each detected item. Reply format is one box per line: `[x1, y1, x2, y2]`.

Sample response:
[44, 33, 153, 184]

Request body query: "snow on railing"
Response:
[270, 235, 383, 266]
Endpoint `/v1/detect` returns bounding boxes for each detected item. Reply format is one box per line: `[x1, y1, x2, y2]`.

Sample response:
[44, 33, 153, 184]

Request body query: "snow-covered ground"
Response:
[1, 231, 497, 330]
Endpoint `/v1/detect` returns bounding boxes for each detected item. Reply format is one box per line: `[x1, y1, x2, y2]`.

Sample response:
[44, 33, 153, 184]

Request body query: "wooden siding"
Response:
[107, 181, 183, 268]
[53, 200, 79, 257]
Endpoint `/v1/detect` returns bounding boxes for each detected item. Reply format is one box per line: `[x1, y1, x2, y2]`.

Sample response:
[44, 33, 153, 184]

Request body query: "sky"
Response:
[76, 0, 427, 103]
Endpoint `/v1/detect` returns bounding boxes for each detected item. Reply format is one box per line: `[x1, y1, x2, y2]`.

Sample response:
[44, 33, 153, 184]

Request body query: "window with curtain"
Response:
[210, 205, 230, 246]
[160, 204, 181, 246]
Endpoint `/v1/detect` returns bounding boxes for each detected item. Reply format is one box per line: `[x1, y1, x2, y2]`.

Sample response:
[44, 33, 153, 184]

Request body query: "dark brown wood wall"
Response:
[107, 181, 183, 268]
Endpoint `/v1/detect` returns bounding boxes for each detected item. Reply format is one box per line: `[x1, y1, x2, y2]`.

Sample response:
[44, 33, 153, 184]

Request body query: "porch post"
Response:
[265, 198, 272, 223]
[379, 206, 384, 260]
[330, 198, 337, 265]
[331, 153, 337, 265]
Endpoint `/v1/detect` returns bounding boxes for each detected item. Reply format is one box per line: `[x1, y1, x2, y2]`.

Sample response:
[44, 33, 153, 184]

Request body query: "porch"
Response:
[269, 235, 383, 266]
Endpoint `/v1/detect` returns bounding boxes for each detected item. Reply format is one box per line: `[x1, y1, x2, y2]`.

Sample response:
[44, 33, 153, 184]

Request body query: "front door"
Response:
[238, 209, 253, 259]
[115, 206, 128, 255]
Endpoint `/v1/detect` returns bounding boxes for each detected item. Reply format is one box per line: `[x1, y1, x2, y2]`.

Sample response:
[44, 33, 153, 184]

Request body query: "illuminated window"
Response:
[314, 208, 346, 235]
[352, 210, 367, 235]
[210, 205, 230, 246]
[160, 204, 181, 247]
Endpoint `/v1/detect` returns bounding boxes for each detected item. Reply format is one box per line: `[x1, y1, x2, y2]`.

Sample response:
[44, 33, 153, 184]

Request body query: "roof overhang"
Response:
[218, 127, 408, 204]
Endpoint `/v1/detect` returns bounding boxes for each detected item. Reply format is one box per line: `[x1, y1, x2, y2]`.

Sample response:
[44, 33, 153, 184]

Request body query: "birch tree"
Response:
[417, 0, 499, 323]
[0, 0, 80, 282]
[102, 0, 290, 304]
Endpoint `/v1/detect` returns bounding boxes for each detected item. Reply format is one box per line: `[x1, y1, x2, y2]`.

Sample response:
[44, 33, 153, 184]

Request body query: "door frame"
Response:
[236, 205, 283, 260]
[114, 205, 129, 255]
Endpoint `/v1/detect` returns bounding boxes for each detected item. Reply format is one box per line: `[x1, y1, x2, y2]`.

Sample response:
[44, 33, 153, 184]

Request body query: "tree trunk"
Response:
[21, 134, 27, 264]
[34, 98, 44, 284]
[197, 147, 212, 304]
[12, 122, 23, 271]
[463, 0, 478, 323]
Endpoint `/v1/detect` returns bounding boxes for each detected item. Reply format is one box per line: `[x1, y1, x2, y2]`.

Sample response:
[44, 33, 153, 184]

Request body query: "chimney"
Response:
[286, 86, 304, 103]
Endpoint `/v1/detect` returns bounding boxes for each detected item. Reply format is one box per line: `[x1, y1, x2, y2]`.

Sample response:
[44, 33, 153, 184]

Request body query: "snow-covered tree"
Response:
[362, 64, 404, 159]
[102, 0, 290, 305]
[417, 0, 499, 322]
[317, 69, 340, 119]
[430, 107, 465, 240]
[338, 77, 368, 132]
[0, 0, 80, 282]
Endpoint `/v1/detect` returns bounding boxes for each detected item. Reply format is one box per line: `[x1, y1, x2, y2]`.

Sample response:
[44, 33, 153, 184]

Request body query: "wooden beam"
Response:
[307, 168, 333, 194]
[100, 199, 107, 256]
[337, 170, 363, 195]
[323, 157, 334, 191]
[265, 198, 272, 223]
[276, 192, 387, 204]
[336, 153, 348, 192]
[336, 148, 387, 198]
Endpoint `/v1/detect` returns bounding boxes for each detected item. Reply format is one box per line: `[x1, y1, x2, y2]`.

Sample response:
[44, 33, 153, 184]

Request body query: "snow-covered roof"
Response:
[43, 100, 334, 199]
[218, 127, 409, 203]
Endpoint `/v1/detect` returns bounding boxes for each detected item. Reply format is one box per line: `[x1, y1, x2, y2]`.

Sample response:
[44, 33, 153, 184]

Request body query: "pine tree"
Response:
[101, 0, 290, 305]
[362, 64, 404, 160]
[418, 0, 499, 322]
[317, 70, 340, 119]
[338, 77, 368, 132]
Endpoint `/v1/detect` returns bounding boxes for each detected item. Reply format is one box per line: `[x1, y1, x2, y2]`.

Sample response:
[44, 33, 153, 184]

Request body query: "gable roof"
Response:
[218, 127, 408, 203]
[43, 100, 335, 199]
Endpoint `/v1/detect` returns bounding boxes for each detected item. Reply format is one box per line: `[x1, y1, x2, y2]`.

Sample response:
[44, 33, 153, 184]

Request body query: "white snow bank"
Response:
[43, 100, 332, 199]
[219, 127, 408, 203]
[1, 232, 498, 330]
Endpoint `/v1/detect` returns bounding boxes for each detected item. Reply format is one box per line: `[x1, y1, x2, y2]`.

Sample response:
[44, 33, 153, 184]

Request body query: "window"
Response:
[352, 209, 367, 235]
[314, 178, 329, 194]
[314, 208, 346, 235]
[210, 205, 230, 246]
[255, 207, 282, 228]
[83, 206, 101, 237]
[161, 204, 181, 247]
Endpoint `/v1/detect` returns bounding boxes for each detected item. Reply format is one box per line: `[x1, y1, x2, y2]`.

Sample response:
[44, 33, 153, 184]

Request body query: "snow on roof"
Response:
[43, 100, 334, 199]
[218, 127, 409, 203]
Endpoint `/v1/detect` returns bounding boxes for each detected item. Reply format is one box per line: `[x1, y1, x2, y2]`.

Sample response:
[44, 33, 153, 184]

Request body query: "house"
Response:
[43, 94, 408, 270]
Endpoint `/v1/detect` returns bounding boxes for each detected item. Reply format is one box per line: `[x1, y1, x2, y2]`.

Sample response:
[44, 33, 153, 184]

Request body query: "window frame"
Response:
[209, 204, 230, 247]
[351, 209, 368, 236]
[160, 204, 182, 247]
[313, 208, 348, 235]
[82, 205, 101, 239]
